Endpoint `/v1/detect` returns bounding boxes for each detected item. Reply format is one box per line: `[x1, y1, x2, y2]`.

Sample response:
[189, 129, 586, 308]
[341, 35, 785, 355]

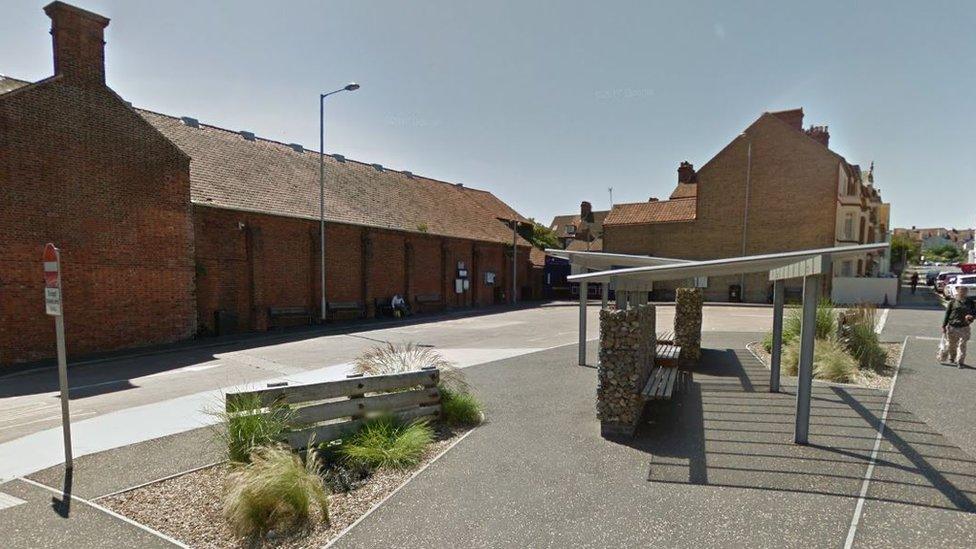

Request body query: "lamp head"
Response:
[344, 82, 360, 91]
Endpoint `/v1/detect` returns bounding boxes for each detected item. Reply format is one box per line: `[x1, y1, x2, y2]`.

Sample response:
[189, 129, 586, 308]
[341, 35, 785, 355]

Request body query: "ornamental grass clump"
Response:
[214, 393, 293, 463]
[839, 304, 887, 372]
[340, 416, 434, 470]
[439, 386, 483, 427]
[765, 298, 837, 352]
[353, 342, 469, 393]
[781, 338, 858, 383]
[223, 445, 329, 537]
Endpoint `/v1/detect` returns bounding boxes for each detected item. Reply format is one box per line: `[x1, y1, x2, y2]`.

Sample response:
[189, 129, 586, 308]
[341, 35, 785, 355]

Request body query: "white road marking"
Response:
[3, 411, 96, 430]
[843, 335, 907, 549]
[19, 477, 189, 548]
[0, 403, 59, 422]
[0, 490, 26, 511]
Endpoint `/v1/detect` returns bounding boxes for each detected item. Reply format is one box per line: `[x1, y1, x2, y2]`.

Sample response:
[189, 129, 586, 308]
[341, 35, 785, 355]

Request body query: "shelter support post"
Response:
[579, 280, 588, 366]
[794, 274, 820, 444]
[601, 281, 609, 309]
[770, 279, 785, 393]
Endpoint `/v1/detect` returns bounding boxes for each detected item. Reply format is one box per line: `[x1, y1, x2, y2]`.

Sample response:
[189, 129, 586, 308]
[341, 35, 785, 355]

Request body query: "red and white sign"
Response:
[43, 243, 62, 316]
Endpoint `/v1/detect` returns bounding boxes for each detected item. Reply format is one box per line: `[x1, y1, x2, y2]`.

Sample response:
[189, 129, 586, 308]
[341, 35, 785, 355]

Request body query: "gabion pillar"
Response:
[674, 287, 703, 367]
[597, 304, 655, 437]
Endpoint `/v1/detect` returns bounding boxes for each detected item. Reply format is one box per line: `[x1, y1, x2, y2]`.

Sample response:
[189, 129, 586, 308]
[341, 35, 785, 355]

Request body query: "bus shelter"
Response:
[562, 242, 889, 445]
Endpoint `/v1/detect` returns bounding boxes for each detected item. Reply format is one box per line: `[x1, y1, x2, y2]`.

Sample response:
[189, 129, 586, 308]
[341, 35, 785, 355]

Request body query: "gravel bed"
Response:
[100, 432, 466, 548]
[746, 340, 901, 391]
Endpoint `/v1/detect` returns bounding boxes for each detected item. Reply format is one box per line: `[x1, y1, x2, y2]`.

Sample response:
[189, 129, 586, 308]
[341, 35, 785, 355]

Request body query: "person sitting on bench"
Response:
[391, 294, 411, 318]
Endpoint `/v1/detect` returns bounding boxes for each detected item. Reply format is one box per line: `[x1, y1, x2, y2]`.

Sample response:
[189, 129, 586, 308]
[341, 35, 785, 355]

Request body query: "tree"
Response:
[890, 234, 920, 265]
[926, 243, 963, 262]
[526, 219, 559, 250]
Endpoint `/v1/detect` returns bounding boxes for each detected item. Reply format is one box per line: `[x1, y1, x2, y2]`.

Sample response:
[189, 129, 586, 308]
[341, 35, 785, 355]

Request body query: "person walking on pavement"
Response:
[910, 271, 919, 295]
[940, 286, 976, 368]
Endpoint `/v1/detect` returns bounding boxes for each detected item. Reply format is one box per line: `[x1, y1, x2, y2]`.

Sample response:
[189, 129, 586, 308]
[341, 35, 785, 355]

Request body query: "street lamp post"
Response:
[319, 82, 360, 321]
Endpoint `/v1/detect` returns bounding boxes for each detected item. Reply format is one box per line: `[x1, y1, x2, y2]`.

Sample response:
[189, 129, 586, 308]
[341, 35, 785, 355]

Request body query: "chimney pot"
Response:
[677, 161, 697, 184]
[44, 2, 110, 85]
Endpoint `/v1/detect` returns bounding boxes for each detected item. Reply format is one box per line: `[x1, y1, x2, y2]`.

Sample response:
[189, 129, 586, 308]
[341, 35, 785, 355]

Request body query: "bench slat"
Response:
[291, 387, 440, 425]
[642, 366, 681, 401]
[226, 369, 440, 409]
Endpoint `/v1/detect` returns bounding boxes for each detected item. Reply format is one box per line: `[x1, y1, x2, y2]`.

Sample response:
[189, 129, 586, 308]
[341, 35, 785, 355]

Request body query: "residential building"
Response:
[602, 108, 892, 303]
[0, 2, 532, 367]
[544, 202, 610, 298]
[893, 226, 975, 251]
[549, 201, 610, 252]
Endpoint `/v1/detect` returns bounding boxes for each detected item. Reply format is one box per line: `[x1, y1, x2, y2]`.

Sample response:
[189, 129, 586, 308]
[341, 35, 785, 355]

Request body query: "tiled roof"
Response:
[138, 110, 530, 246]
[565, 238, 603, 252]
[0, 75, 31, 95]
[528, 246, 547, 267]
[603, 198, 697, 226]
[669, 183, 697, 199]
[549, 210, 609, 239]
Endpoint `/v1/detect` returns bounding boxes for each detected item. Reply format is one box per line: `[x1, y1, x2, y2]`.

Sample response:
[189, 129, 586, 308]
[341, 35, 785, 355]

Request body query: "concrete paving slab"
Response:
[27, 427, 221, 500]
[0, 478, 175, 548]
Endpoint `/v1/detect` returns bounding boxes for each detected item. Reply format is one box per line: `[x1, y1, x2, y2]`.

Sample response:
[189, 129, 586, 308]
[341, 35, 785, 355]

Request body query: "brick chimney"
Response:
[44, 2, 110, 85]
[677, 161, 697, 184]
[580, 201, 594, 223]
[805, 125, 830, 147]
[771, 108, 804, 131]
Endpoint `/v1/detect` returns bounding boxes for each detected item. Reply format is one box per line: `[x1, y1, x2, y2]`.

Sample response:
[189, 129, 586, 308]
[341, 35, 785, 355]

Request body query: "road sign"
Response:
[43, 244, 62, 316]
[43, 243, 73, 469]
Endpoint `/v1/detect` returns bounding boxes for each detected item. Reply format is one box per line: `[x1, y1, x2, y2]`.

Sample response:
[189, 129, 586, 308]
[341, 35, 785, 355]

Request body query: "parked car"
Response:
[925, 269, 941, 286]
[945, 274, 976, 298]
[935, 269, 962, 294]
[942, 274, 960, 298]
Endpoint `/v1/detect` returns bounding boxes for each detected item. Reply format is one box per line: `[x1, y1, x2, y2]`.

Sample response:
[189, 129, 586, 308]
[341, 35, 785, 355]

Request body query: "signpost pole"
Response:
[44, 243, 72, 469]
[55, 313, 72, 468]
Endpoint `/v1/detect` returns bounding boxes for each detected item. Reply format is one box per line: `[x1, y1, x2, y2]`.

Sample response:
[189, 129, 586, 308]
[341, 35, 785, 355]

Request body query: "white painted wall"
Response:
[831, 276, 899, 305]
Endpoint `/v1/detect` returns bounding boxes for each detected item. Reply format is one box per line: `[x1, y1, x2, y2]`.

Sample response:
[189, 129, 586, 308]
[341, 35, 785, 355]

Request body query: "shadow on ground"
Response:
[627, 347, 976, 513]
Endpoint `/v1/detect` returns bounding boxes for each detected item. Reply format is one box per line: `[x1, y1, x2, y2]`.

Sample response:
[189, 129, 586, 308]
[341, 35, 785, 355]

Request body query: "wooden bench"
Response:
[226, 368, 442, 449]
[414, 293, 443, 312]
[374, 297, 396, 318]
[655, 342, 682, 368]
[326, 301, 364, 320]
[656, 330, 675, 345]
[642, 366, 686, 401]
[268, 306, 312, 329]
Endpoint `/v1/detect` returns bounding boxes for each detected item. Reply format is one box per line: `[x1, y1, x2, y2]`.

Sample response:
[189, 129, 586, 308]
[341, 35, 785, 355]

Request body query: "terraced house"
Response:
[601, 108, 892, 303]
[0, 2, 532, 367]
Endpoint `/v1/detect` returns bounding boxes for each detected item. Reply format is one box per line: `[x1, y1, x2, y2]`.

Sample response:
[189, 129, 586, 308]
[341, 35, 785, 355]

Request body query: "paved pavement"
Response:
[0, 427, 219, 548]
[336, 333, 976, 548]
[0, 303, 772, 481]
[5, 300, 976, 547]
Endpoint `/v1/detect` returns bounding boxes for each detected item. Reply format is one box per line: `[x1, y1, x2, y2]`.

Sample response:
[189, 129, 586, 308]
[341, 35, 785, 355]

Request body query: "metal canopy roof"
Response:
[545, 249, 691, 270]
[566, 242, 889, 283]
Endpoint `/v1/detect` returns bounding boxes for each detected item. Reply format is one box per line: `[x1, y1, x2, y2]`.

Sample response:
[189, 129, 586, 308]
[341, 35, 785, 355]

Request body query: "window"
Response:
[843, 214, 854, 240]
[565, 224, 577, 235]
[841, 261, 853, 277]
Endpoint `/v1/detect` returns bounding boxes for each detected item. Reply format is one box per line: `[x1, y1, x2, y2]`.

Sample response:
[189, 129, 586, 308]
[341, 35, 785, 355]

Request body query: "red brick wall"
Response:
[604, 114, 839, 302]
[0, 79, 195, 365]
[192, 206, 532, 333]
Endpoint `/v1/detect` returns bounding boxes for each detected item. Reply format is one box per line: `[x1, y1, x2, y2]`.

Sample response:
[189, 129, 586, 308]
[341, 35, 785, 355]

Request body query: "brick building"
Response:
[602, 108, 890, 302]
[0, 2, 532, 367]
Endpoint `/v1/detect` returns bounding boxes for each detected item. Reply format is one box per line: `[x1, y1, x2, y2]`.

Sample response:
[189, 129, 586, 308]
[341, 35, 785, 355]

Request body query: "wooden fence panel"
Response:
[226, 368, 440, 410]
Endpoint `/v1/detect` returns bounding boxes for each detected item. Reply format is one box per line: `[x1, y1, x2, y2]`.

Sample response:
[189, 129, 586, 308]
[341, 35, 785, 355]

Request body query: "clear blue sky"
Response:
[2, 0, 973, 229]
